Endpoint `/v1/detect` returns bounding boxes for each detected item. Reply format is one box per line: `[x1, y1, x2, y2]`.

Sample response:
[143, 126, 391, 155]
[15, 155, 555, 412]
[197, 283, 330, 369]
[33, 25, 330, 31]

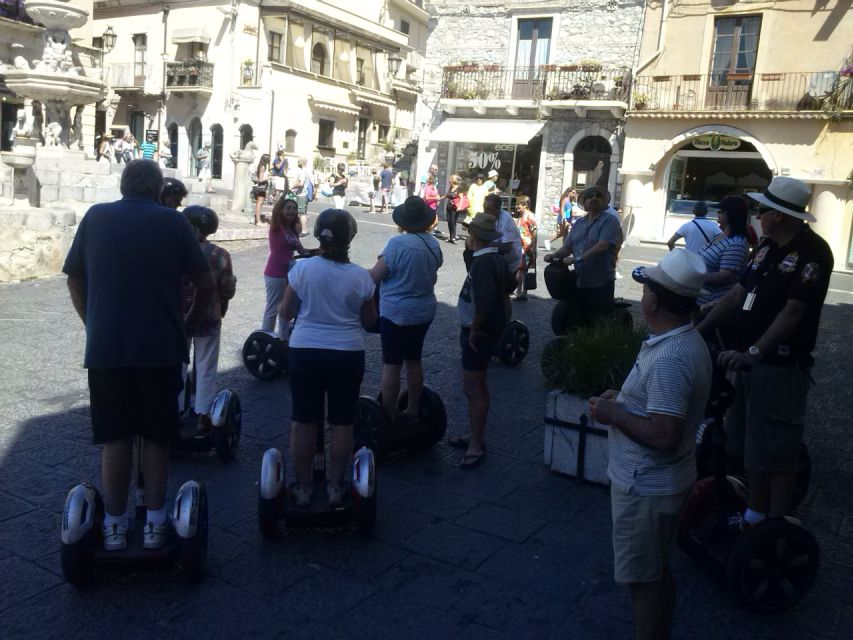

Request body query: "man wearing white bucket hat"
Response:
[697, 175, 833, 526]
[590, 248, 712, 640]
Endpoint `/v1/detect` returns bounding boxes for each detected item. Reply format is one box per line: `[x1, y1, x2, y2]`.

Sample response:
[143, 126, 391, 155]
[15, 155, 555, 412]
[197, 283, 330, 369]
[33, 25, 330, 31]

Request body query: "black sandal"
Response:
[459, 451, 486, 469]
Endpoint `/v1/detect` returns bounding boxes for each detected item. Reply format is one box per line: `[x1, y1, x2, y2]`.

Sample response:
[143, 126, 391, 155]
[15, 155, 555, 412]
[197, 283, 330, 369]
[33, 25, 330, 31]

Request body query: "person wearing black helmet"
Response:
[161, 177, 188, 209]
[280, 208, 377, 507]
[182, 206, 238, 433]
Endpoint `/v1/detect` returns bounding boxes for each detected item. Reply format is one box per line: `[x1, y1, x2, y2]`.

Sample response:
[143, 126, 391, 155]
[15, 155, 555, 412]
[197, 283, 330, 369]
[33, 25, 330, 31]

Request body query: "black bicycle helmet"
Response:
[313, 208, 357, 245]
[161, 177, 188, 205]
[183, 205, 219, 237]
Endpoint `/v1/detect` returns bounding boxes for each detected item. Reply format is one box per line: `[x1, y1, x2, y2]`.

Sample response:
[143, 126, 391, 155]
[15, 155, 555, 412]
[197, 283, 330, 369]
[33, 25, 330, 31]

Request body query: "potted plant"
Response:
[484, 64, 501, 72]
[541, 318, 646, 484]
[632, 90, 650, 110]
[560, 64, 579, 72]
[540, 64, 558, 72]
[459, 60, 479, 71]
[242, 58, 254, 82]
[578, 58, 603, 72]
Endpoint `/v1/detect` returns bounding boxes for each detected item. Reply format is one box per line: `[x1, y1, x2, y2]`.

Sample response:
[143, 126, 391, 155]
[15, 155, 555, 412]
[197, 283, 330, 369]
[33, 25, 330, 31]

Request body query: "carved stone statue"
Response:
[230, 141, 258, 213]
[13, 56, 30, 71]
[45, 122, 63, 147]
[12, 109, 32, 141]
[70, 105, 84, 150]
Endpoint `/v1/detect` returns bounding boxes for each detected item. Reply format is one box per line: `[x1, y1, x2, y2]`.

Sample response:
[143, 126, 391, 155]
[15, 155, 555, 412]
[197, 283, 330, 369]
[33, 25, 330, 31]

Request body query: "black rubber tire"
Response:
[353, 396, 388, 462]
[242, 331, 287, 380]
[181, 484, 208, 582]
[725, 518, 819, 612]
[356, 482, 377, 538]
[60, 488, 103, 589]
[498, 320, 529, 367]
[551, 301, 578, 336]
[258, 493, 281, 541]
[396, 386, 448, 450]
[214, 393, 242, 464]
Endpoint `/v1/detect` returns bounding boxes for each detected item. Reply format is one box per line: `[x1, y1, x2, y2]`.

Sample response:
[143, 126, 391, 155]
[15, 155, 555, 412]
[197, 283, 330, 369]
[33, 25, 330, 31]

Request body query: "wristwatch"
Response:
[747, 345, 760, 358]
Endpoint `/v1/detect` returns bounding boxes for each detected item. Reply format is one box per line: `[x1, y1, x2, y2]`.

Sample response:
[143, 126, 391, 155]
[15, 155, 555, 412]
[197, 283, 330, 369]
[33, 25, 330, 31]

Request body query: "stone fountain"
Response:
[2, 0, 105, 148]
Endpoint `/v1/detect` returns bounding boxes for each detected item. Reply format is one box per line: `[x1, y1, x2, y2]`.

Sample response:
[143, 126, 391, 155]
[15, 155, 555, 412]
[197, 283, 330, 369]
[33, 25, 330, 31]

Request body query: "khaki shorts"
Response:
[611, 485, 690, 584]
[724, 364, 810, 472]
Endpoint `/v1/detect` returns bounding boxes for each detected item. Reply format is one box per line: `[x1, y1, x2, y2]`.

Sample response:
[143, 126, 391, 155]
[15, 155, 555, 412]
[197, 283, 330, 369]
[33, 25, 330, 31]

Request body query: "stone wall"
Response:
[0, 208, 76, 282]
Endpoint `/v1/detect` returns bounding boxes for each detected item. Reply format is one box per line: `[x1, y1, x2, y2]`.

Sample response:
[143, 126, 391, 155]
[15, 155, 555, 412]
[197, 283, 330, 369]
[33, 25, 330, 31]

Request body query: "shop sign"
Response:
[466, 144, 515, 171]
[692, 134, 741, 151]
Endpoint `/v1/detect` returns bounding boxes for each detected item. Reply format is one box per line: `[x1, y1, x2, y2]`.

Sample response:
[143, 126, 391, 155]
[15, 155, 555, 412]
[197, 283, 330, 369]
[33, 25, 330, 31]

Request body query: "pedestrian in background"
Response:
[253, 153, 270, 225]
[548, 187, 577, 249]
[197, 142, 214, 194]
[590, 249, 711, 640]
[140, 133, 158, 161]
[466, 174, 487, 224]
[291, 157, 313, 235]
[444, 174, 466, 244]
[696, 195, 751, 312]
[379, 162, 394, 212]
[271, 147, 288, 201]
[330, 163, 348, 209]
[369, 196, 443, 425]
[512, 194, 537, 301]
[422, 174, 441, 217]
[667, 201, 721, 253]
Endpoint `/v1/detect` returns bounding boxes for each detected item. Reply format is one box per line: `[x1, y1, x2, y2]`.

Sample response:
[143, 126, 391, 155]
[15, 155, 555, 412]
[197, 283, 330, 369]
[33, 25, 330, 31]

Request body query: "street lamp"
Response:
[102, 26, 117, 53]
[388, 53, 403, 78]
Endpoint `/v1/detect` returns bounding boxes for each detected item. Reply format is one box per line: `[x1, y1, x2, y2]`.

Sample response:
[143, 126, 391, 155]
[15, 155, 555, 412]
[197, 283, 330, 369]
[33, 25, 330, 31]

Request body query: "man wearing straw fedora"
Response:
[697, 176, 833, 526]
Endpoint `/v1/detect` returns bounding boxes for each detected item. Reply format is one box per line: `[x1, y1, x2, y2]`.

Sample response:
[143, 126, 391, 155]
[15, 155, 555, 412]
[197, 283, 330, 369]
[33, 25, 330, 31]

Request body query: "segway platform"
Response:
[174, 389, 242, 463]
[60, 481, 208, 588]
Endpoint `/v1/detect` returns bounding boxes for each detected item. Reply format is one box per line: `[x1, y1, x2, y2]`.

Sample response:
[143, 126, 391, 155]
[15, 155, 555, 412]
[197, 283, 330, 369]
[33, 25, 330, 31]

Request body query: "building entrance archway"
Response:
[188, 117, 203, 177]
[210, 123, 223, 179]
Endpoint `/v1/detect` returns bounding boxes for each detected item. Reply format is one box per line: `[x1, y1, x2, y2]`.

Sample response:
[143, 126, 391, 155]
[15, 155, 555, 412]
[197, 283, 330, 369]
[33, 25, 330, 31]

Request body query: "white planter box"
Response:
[544, 390, 611, 485]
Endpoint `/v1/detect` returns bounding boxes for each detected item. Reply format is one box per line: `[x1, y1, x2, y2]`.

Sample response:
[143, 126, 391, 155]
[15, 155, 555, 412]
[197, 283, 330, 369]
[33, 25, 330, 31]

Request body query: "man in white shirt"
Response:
[667, 201, 721, 253]
[292, 157, 313, 235]
[483, 193, 522, 271]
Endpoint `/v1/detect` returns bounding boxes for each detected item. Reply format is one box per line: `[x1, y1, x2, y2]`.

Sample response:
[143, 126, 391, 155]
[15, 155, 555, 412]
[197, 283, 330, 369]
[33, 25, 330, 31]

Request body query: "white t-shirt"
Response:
[496, 209, 523, 270]
[676, 217, 722, 253]
[288, 256, 375, 351]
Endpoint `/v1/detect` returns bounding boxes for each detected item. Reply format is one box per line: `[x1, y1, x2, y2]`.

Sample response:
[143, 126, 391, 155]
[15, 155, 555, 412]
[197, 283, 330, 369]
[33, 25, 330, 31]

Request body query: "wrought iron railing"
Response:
[0, 0, 31, 23]
[630, 70, 853, 113]
[441, 65, 631, 102]
[106, 62, 151, 88]
[165, 60, 214, 89]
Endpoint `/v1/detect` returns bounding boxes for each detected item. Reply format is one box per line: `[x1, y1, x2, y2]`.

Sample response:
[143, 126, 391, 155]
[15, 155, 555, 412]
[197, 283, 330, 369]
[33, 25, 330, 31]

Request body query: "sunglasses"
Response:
[756, 206, 776, 217]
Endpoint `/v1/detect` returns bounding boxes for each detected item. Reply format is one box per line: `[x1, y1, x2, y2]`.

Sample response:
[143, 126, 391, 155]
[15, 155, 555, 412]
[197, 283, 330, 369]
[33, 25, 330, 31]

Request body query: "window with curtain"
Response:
[356, 45, 375, 89]
[710, 16, 761, 85]
[334, 37, 353, 83]
[514, 18, 551, 70]
[311, 43, 327, 75]
[286, 21, 305, 70]
[268, 31, 282, 63]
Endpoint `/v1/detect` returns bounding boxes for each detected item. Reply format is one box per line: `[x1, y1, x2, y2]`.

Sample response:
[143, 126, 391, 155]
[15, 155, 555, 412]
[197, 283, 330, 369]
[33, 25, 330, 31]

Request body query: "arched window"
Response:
[239, 124, 254, 150]
[188, 117, 203, 177]
[210, 124, 224, 179]
[285, 129, 297, 153]
[572, 136, 612, 191]
[167, 122, 178, 168]
[311, 43, 327, 75]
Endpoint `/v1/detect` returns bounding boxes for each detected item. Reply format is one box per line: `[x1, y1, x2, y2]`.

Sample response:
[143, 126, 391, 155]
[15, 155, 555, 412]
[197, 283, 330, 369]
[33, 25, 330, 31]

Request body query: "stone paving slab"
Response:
[0, 205, 851, 638]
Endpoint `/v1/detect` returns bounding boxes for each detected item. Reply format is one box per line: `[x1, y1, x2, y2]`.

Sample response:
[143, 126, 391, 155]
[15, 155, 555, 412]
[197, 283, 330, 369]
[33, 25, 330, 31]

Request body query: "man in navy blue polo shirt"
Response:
[63, 160, 214, 551]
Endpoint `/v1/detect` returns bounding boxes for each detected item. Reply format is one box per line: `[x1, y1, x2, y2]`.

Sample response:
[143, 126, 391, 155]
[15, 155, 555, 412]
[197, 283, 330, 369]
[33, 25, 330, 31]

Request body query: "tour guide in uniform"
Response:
[590, 248, 711, 640]
[543, 186, 622, 323]
[697, 175, 833, 526]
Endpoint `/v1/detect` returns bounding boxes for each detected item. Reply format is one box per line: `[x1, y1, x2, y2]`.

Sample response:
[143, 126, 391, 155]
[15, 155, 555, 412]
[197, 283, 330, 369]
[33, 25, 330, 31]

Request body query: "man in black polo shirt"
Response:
[697, 176, 832, 525]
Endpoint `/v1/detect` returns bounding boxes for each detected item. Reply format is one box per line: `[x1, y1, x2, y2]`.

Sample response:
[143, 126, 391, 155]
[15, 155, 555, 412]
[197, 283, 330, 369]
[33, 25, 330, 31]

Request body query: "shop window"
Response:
[268, 31, 282, 63]
[318, 119, 334, 148]
[133, 34, 147, 85]
[311, 43, 327, 75]
[285, 129, 297, 153]
[377, 124, 389, 143]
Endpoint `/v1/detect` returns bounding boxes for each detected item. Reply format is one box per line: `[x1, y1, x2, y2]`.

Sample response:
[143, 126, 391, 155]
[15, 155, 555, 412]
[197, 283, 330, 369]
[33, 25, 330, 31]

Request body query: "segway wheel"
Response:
[258, 496, 281, 540]
[353, 396, 388, 462]
[396, 386, 448, 449]
[60, 485, 103, 589]
[242, 331, 287, 380]
[540, 336, 571, 383]
[498, 320, 529, 367]
[214, 392, 242, 464]
[551, 301, 578, 336]
[725, 517, 819, 611]
[355, 479, 378, 538]
[180, 484, 208, 582]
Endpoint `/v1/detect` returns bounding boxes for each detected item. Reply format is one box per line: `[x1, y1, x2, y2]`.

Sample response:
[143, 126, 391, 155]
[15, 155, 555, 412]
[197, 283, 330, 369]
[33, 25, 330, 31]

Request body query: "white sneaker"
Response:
[143, 518, 170, 549]
[102, 522, 128, 551]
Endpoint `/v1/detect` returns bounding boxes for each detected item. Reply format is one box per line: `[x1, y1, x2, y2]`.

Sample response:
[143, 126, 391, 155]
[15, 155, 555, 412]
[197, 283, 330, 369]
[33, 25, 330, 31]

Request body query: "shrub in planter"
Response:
[542, 317, 646, 484]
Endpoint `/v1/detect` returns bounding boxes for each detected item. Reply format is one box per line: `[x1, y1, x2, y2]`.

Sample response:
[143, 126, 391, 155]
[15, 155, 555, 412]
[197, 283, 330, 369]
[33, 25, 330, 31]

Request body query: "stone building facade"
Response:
[416, 0, 645, 230]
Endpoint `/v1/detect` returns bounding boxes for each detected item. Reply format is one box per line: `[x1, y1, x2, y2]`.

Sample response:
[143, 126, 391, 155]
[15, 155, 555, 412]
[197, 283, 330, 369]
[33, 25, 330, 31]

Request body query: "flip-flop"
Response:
[448, 436, 487, 451]
[459, 451, 486, 469]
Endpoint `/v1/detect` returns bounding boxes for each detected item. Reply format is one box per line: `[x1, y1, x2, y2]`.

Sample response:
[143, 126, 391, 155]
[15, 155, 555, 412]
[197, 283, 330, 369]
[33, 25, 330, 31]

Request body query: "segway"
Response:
[494, 320, 530, 366]
[242, 330, 288, 379]
[678, 374, 819, 611]
[544, 259, 632, 335]
[353, 386, 447, 462]
[60, 441, 208, 588]
[174, 361, 242, 463]
[257, 399, 377, 539]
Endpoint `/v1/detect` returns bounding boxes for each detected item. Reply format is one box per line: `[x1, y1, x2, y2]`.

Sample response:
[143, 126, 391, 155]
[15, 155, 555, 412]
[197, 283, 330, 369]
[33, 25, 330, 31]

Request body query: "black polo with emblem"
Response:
[734, 226, 833, 367]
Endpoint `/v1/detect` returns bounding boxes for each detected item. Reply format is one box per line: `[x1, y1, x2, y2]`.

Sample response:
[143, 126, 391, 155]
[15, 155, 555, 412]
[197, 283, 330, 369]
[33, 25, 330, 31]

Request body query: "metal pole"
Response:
[509, 143, 517, 209]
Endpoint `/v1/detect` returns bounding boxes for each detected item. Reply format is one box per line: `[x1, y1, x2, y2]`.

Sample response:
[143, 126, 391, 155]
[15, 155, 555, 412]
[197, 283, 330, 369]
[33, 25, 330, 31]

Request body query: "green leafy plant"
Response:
[541, 318, 646, 397]
[631, 91, 650, 108]
[578, 58, 603, 72]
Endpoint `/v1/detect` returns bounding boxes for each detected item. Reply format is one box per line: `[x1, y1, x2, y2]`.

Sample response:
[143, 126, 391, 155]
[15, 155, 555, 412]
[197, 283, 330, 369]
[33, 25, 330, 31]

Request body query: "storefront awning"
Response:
[172, 26, 211, 44]
[428, 118, 544, 145]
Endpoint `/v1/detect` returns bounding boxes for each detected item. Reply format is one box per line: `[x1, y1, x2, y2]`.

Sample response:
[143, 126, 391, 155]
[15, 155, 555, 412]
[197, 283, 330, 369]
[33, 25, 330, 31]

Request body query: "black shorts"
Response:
[379, 317, 431, 365]
[289, 348, 365, 425]
[460, 327, 498, 372]
[88, 366, 183, 445]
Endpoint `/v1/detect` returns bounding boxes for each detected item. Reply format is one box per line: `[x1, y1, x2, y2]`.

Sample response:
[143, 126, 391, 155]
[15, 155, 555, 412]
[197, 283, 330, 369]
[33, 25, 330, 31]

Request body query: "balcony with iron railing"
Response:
[106, 62, 151, 91]
[441, 64, 631, 104]
[630, 69, 853, 116]
[165, 60, 214, 93]
[0, 0, 32, 24]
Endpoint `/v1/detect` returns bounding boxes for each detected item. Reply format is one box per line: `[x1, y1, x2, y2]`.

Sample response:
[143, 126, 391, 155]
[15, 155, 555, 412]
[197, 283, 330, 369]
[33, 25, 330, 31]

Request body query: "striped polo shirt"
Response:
[698, 235, 750, 305]
[608, 324, 712, 495]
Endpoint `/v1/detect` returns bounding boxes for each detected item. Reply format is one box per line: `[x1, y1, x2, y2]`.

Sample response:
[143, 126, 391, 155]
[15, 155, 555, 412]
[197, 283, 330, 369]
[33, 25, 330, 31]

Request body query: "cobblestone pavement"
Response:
[1, 206, 851, 639]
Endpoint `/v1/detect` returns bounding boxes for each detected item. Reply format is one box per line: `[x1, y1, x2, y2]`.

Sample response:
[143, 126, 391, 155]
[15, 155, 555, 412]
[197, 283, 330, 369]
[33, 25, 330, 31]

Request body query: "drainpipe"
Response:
[255, 0, 264, 85]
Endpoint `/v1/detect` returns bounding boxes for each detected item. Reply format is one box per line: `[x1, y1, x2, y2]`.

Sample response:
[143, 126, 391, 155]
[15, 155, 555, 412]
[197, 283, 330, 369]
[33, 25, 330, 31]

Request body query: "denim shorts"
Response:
[288, 348, 365, 425]
[379, 317, 431, 365]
